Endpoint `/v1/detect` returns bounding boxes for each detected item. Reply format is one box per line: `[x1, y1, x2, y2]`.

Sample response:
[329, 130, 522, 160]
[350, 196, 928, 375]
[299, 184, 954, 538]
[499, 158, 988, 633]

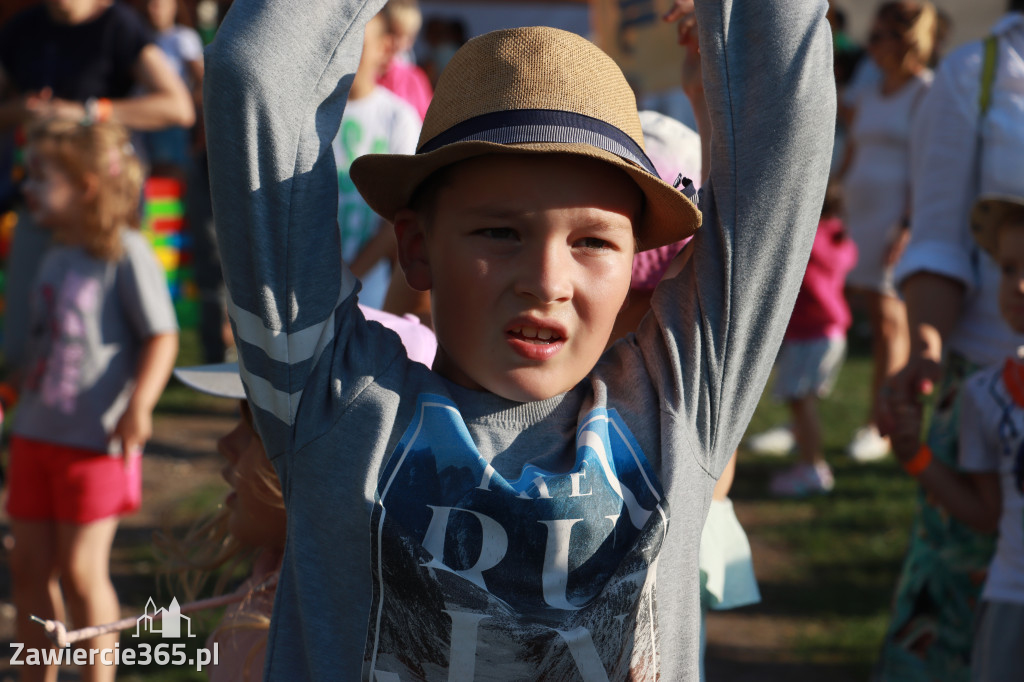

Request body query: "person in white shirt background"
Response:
[877, 2, 1024, 679]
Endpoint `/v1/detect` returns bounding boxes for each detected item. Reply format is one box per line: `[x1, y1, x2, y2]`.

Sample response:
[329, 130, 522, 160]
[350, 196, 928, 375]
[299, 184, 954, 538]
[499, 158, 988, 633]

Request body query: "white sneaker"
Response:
[745, 425, 796, 457]
[770, 462, 835, 497]
[847, 425, 890, 462]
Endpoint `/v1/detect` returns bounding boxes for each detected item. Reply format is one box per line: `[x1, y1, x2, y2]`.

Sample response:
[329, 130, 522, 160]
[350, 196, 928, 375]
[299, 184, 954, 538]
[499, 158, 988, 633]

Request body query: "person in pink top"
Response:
[750, 184, 858, 496]
[377, 0, 432, 121]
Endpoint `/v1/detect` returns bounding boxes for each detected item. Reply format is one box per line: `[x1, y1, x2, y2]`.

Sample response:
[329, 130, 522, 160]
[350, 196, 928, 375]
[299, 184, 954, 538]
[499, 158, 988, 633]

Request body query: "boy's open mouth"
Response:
[507, 326, 564, 345]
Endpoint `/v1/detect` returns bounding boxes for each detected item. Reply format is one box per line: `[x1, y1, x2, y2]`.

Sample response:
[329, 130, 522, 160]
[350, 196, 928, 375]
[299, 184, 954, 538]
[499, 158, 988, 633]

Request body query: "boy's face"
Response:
[997, 219, 1024, 335]
[399, 154, 640, 402]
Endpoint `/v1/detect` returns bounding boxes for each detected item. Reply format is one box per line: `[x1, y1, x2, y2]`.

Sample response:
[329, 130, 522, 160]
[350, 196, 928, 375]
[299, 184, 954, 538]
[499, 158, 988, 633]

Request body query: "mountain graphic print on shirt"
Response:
[364, 394, 670, 681]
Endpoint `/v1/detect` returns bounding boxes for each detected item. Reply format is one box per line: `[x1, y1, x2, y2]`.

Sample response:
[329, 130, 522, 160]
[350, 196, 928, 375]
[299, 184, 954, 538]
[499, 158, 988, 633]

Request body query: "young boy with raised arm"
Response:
[203, 0, 835, 679]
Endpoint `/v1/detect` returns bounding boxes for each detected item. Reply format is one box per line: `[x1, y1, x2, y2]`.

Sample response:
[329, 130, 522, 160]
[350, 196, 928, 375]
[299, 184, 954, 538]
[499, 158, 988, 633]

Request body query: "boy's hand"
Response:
[889, 400, 924, 466]
[663, 0, 697, 47]
[23, 88, 87, 123]
[878, 353, 939, 437]
[664, 1, 702, 99]
[111, 403, 152, 465]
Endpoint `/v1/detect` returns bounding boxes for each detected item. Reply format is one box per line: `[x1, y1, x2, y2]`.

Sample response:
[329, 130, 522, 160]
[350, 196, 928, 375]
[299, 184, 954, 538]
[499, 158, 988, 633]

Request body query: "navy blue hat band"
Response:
[417, 109, 658, 177]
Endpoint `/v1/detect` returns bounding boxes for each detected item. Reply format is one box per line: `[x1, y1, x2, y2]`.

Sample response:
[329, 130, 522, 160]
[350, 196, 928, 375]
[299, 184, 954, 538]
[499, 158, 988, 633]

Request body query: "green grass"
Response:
[729, 337, 918, 677]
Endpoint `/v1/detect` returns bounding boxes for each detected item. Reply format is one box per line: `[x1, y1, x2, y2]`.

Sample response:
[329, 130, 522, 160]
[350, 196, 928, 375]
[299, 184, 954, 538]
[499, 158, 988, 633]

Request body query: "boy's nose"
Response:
[514, 242, 573, 304]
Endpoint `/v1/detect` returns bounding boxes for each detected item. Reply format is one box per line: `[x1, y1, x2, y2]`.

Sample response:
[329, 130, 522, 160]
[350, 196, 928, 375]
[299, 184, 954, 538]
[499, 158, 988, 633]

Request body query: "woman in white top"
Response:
[838, 1, 936, 462]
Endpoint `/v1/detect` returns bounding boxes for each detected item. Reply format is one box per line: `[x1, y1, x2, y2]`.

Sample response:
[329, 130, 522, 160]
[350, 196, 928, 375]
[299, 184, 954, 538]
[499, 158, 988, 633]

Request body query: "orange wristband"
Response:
[0, 382, 18, 409]
[96, 98, 113, 122]
[903, 444, 933, 476]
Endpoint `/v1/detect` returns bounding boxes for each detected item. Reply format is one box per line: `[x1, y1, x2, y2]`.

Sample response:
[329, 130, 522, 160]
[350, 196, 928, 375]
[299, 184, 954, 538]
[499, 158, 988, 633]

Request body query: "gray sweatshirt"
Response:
[204, 1, 835, 679]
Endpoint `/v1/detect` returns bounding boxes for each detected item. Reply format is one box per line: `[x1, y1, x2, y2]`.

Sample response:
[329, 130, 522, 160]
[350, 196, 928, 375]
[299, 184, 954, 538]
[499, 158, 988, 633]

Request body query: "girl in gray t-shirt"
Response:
[5, 119, 178, 682]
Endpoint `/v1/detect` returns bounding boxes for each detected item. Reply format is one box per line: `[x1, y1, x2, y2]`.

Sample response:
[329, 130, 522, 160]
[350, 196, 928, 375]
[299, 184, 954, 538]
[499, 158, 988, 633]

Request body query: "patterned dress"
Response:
[875, 353, 997, 681]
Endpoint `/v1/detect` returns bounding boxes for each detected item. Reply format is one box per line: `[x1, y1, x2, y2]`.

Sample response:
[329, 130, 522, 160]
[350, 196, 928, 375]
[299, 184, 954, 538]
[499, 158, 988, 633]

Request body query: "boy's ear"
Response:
[394, 209, 432, 291]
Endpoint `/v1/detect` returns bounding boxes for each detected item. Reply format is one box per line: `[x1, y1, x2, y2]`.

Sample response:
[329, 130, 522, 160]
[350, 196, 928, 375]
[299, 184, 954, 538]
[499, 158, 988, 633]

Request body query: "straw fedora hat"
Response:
[971, 195, 1024, 257]
[350, 26, 701, 252]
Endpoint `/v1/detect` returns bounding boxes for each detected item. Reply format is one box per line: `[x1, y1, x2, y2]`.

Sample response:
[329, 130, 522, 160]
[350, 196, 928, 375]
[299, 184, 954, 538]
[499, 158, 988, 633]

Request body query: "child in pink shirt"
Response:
[750, 185, 858, 496]
[377, 0, 432, 120]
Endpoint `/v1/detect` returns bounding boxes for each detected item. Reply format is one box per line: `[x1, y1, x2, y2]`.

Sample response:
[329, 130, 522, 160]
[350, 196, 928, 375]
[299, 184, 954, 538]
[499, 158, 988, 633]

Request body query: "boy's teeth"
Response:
[509, 325, 561, 342]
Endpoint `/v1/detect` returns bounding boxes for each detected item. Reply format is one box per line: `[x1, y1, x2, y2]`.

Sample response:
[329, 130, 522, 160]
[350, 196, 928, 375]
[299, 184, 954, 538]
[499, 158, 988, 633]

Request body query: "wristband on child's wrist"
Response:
[902, 444, 933, 476]
[0, 382, 18, 411]
[83, 98, 113, 125]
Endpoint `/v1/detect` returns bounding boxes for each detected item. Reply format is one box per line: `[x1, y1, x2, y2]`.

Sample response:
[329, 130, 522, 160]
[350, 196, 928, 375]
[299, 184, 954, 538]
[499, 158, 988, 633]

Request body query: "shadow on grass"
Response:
[705, 653, 867, 682]
[751, 566, 899, 619]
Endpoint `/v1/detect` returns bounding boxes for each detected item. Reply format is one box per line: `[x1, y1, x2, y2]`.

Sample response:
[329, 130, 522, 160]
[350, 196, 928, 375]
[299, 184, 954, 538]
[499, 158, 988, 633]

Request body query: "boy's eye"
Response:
[576, 237, 613, 250]
[475, 227, 518, 240]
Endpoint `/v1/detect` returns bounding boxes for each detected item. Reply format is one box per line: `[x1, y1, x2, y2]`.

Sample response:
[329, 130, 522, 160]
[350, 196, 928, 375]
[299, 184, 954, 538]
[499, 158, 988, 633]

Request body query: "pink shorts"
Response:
[6, 436, 142, 523]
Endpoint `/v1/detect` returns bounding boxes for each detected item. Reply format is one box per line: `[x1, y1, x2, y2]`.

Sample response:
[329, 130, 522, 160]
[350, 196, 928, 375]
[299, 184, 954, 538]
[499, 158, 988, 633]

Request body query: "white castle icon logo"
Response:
[133, 597, 196, 638]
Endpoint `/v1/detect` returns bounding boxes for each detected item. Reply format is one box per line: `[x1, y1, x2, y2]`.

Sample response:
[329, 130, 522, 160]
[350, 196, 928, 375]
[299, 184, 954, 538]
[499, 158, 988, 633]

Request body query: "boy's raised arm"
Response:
[649, 1, 835, 474]
[204, 0, 386, 455]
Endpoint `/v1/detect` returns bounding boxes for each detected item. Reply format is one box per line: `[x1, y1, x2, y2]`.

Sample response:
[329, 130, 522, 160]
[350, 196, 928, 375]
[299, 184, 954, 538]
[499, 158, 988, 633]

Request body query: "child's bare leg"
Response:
[9, 520, 61, 682]
[57, 518, 121, 682]
[877, 292, 910, 402]
[866, 290, 910, 426]
[789, 395, 824, 467]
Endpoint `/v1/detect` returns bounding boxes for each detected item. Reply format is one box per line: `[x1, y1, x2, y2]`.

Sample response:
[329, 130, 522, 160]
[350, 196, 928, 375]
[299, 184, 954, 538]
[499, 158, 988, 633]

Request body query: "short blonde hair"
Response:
[26, 119, 144, 261]
[382, 0, 422, 39]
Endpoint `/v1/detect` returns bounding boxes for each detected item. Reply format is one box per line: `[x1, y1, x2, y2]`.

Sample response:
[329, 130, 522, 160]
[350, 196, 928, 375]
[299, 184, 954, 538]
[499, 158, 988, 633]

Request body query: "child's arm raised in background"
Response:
[111, 332, 179, 458]
[204, 0, 387, 457]
[635, 0, 835, 477]
[668, 5, 710, 187]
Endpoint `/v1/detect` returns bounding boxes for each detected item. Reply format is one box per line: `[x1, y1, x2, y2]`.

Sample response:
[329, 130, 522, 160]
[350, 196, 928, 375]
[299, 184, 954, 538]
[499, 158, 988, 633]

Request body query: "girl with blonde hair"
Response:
[157, 370, 285, 682]
[5, 118, 179, 682]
